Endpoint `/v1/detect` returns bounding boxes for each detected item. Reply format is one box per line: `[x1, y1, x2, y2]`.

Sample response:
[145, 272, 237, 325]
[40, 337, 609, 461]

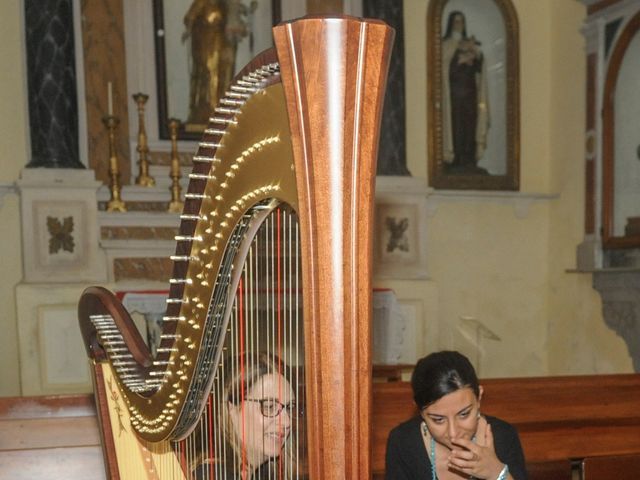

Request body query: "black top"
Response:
[385, 415, 528, 480]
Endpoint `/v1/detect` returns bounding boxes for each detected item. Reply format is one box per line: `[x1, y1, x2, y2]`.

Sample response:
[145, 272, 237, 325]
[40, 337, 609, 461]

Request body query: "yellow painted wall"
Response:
[403, 0, 633, 376]
[0, 0, 28, 395]
[546, 0, 631, 373]
[0, 0, 634, 398]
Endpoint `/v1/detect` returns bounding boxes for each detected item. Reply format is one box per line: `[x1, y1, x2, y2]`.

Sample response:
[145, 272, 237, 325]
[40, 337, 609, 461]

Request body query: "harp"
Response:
[78, 15, 393, 480]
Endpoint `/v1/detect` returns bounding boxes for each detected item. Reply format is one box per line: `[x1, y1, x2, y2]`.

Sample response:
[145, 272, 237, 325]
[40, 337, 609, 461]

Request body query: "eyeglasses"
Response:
[245, 398, 302, 418]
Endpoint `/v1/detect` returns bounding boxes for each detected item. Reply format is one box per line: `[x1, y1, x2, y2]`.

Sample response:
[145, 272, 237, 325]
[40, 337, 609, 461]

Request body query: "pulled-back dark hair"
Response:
[411, 351, 480, 409]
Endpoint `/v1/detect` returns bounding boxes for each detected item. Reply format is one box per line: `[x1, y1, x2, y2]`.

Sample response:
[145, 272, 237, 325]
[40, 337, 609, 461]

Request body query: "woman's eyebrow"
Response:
[427, 403, 473, 417]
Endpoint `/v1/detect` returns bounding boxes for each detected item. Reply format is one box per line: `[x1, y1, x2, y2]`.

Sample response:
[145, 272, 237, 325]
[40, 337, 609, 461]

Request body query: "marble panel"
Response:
[113, 257, 173, 283]
[80, 0, 131, 184]
[100, 226, 178, 241]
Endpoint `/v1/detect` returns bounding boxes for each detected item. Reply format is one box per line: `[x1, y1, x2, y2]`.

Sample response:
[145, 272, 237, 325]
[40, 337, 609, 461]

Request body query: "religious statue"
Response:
[182, 0, 256, 128]
[441, 11, 489, 174]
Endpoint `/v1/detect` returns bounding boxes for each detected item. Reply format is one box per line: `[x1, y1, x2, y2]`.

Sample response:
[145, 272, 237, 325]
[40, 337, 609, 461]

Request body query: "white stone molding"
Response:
[593, 270, 640, 372]
[16, 168, 107, 283]
[0, 182, 17, 209]
[425, 190, 559, 219]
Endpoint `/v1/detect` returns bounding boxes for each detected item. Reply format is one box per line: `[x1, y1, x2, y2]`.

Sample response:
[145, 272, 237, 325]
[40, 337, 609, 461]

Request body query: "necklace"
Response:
[421, 422, 438, 480]
[429, 434, 437, 480]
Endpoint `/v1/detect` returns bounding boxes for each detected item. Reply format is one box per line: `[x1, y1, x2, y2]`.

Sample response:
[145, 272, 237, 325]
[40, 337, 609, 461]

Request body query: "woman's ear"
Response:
[478, 385, 484, 403]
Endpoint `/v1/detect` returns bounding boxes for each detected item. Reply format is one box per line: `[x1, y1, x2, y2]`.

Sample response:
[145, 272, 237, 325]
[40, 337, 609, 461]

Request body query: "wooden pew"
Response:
[3, 374, 638, 478]
[582, 453, 640, 480]
[526, 459, 573, 480]
[371, 374, 640, 478]
[0, 395, 105, 480]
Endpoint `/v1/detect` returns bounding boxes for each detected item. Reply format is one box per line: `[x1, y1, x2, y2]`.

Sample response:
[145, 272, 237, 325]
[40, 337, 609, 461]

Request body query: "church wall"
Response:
[404, 0, 633, 376]
[0, 0, 29, 395]
[546, 0, 631, 373]
[0, 0, 634, 398]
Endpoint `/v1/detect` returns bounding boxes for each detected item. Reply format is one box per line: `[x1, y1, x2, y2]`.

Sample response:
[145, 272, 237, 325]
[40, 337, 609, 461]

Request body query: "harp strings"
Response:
[162, 206, 301, 480]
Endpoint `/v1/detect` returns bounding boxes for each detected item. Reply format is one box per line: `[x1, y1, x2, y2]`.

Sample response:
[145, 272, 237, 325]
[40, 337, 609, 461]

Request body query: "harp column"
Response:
[274, 16, 394, 480]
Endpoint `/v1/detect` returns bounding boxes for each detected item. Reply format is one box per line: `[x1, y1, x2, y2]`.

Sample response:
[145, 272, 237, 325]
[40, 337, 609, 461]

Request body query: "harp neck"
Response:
[274, 16, 394, 480]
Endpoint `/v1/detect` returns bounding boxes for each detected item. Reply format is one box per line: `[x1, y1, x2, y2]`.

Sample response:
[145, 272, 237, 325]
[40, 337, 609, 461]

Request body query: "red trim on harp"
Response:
[277, 207, 284, 480]
[179, 439, 186, 475]
[208, 395, 214, 479]
[239, 277, 247, 480]
[277, 207, 283, 360]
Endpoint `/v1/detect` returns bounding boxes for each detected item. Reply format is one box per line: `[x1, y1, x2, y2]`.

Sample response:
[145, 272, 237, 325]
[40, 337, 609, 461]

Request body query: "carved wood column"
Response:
[80, 0, 130, 184]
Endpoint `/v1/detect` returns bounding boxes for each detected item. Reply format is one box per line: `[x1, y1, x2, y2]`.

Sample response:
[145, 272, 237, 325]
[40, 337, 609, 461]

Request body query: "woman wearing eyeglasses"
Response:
[385, 351, 527, 480]
[194, 352, 302, 479]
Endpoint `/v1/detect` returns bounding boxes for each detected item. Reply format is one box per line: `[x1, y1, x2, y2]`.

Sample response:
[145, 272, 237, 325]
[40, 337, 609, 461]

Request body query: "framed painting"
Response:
[374, 193, 428, 280]
[427, 0, 520, 190]
[152, 0, 281, 140]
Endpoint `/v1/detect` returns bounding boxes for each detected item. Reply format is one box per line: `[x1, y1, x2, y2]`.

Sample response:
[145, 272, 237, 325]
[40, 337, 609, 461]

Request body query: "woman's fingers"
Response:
[475, 415, 488, 446]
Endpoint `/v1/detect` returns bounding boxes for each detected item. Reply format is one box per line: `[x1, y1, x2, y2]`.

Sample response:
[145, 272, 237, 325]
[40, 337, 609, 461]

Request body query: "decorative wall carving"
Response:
[47, 216, 75, 254]
[593, 271, 640, 372]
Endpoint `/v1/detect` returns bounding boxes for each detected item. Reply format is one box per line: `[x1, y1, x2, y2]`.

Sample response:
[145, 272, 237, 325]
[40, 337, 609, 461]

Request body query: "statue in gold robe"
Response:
[183, 0, 255, 128]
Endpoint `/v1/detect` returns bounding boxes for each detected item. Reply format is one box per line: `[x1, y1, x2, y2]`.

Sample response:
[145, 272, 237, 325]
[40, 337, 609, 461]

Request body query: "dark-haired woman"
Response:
[385, 351, 527, 480]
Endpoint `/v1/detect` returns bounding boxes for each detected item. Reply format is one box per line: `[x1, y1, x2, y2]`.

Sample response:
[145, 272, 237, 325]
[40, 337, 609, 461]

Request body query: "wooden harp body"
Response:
[79, 16, 393, 480]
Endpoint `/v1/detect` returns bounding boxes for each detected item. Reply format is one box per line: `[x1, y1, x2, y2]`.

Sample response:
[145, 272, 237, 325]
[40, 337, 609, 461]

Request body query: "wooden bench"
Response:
[582, 453, 640, 479]
[0, 395, 105, 480]
[372, 374, 640, 479]
[3, 373, 638, 479]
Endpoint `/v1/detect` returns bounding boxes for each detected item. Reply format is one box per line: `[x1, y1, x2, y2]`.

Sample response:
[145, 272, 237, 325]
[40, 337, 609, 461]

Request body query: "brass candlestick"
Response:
[133, 93, 155, 186]
[167, 118, 184, 213]
[103, 115, 127, 212]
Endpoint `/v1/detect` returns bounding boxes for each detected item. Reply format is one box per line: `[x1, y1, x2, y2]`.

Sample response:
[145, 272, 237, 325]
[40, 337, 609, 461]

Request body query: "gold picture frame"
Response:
[427, 0, 520, 190]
